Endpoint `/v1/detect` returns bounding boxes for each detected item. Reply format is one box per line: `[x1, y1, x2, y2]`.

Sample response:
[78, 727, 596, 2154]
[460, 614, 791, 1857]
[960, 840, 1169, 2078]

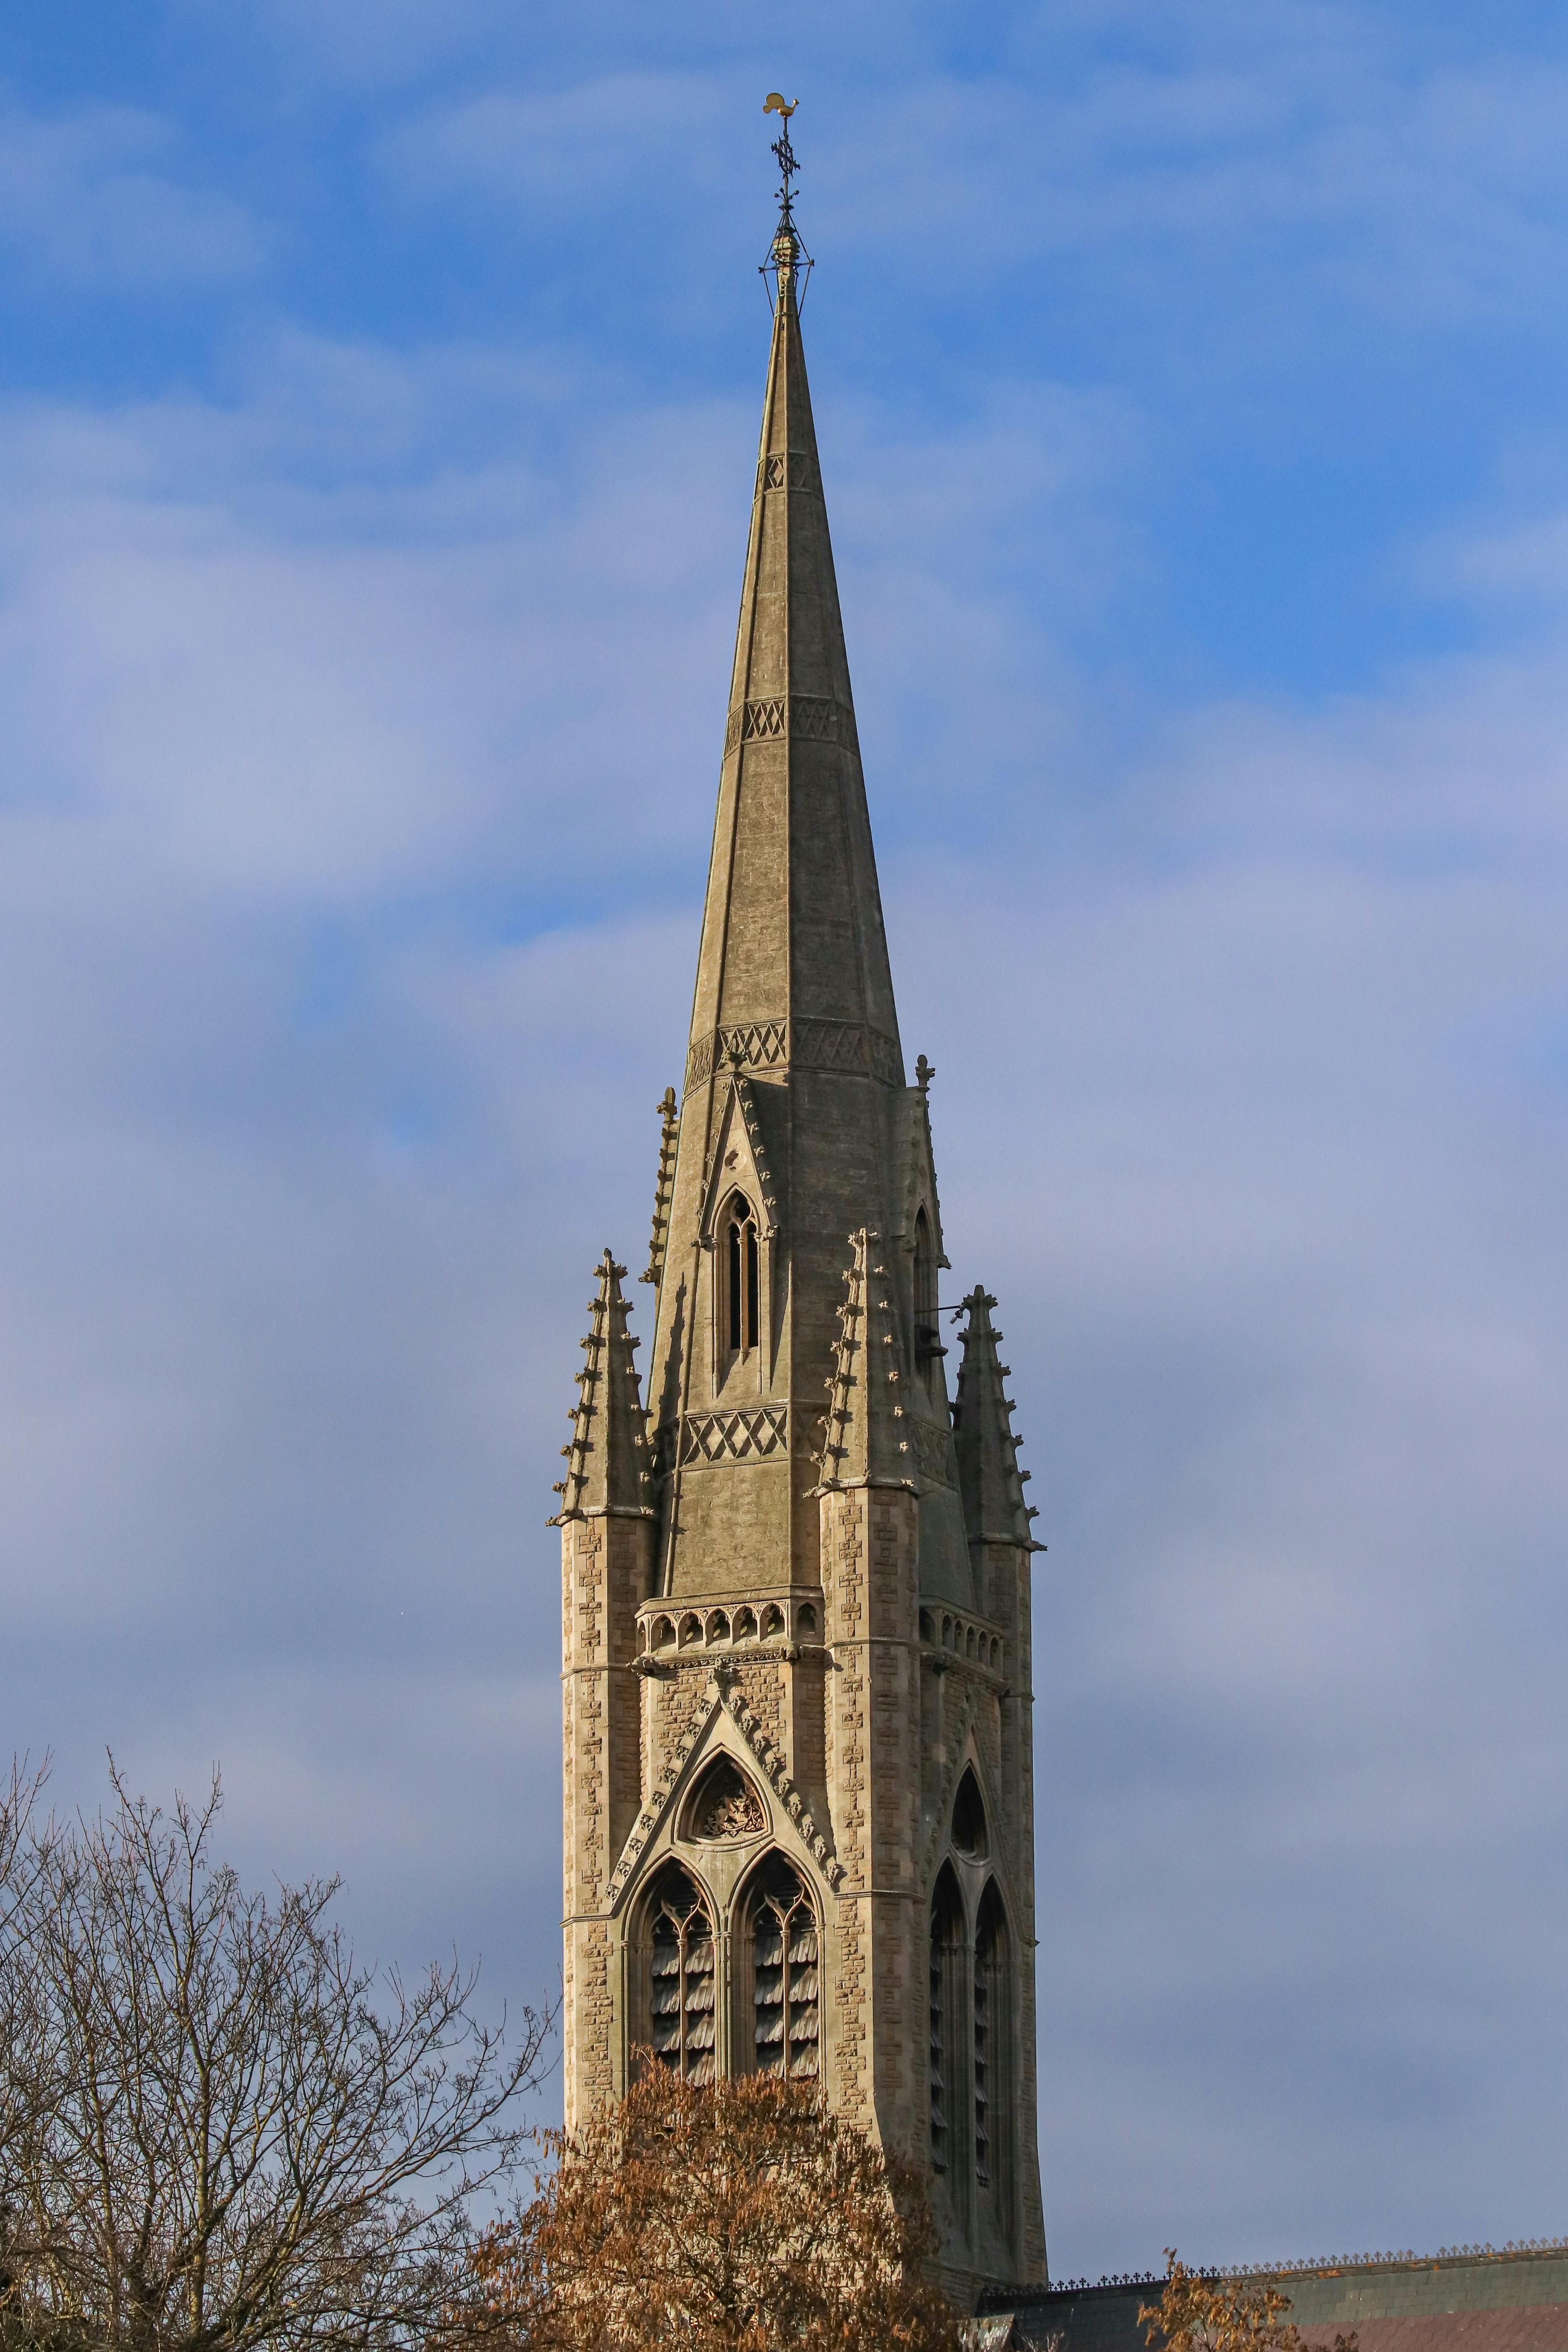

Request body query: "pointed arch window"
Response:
[646, 1864, 716, 2083]
[951, 1767, 988, 1860]
[722, 1191, 761, 1357]
[747, 1857, 819, 2080]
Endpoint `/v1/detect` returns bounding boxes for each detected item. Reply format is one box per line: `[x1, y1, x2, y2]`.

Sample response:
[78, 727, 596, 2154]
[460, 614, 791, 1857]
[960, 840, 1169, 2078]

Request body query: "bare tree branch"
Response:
[0, 1761, 555, 2352]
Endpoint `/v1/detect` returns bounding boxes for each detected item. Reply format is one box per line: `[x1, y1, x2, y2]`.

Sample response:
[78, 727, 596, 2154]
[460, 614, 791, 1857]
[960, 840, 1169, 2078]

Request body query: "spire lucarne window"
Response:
[723, 1191, 760, 1357]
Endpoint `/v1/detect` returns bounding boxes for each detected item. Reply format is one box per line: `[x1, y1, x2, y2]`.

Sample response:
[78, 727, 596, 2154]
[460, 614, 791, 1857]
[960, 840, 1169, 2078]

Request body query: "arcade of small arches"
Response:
[638, 1596, 820, 1654]
[638, 1845, 821, 2087]
[920, 1606, 1005, 1676]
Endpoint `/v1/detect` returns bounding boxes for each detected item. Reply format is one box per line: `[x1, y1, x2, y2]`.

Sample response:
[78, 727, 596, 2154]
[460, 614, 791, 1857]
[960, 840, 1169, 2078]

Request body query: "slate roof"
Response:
[982, 2249, 1568, 2352]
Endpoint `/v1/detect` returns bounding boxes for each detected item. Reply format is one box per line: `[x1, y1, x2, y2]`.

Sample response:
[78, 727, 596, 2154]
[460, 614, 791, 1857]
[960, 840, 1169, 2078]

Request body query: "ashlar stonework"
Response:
[552, 213, 1048, 2306]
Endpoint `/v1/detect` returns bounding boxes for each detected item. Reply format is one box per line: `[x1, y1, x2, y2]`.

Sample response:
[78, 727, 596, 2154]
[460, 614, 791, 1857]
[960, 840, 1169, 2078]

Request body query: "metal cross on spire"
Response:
[761, 91, 812, 307]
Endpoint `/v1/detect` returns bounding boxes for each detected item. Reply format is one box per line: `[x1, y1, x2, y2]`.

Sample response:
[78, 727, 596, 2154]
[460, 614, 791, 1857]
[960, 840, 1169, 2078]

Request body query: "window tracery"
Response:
[646, 1865, 716, 2083]
[748, 1857, 819, 2080]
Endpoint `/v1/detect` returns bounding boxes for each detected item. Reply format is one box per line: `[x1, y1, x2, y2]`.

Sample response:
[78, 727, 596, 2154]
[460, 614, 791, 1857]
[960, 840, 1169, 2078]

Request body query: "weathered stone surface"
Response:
[555, 232, 1046, 2307]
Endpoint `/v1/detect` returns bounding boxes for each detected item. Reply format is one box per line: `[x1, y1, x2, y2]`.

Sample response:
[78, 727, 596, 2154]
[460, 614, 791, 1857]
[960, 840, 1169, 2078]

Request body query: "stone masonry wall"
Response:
[821, 1480, 921, 2151]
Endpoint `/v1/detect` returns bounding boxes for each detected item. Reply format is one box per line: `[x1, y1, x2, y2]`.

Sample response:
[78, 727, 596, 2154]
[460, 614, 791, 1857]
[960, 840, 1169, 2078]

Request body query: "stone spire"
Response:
[556, 122, 1048, 2297]
[551, 1250, 653, 1522]
[952, 1287, 1037, 1549]
[685, 195, 901, 1065]
[643, 193, 924, 1605]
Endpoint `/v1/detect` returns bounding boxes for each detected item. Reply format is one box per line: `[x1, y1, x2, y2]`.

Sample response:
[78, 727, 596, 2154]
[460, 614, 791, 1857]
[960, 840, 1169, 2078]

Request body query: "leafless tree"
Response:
[0, 1762, 552, 2352]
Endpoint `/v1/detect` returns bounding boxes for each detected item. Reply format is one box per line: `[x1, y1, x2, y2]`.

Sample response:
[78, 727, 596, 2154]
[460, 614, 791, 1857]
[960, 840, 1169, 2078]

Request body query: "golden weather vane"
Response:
[761, 92, 811, 304]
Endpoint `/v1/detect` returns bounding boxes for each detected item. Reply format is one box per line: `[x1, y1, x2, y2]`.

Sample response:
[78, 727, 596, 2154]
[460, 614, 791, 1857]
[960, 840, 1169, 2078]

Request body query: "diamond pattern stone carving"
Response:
[866, 1031, 901, 1084]
[684, 1019, 902, 1094]
[746, 697, 788, 740]
[910, 1418, 958, 1490]
[792, 1019, 861, 1072]
[680, 1405, 789, 1465]
[756, 449, 818, 496]
[723, 695, 859, 757]
[791, 1021, 902, 1084]
[725, 1021, 787, 1068]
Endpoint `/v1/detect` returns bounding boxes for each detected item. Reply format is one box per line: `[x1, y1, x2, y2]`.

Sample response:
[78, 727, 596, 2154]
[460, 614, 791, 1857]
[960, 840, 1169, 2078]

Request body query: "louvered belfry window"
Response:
[749, 1858, 819, 2079]
[648, 1866, 716, 2083]
[975, 1880, 1010, 2204]
[929, 1863, 965, 2174]
[973, 1929, 991, 2187]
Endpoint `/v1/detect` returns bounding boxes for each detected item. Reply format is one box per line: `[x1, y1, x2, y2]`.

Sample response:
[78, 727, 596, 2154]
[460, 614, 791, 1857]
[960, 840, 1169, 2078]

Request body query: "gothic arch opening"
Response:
[929, 1861, 965, 2181]
[952, 1766, 988, 1859]
[643, 1862, 716, 2083]
[743, 1854, 820, 2081]
[975, 1879, 1012, 2219]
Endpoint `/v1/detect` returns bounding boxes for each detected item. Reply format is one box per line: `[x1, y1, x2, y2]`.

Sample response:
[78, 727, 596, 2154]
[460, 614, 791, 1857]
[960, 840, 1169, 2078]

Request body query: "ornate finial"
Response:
[915, 1053, 936, 1095]
[761, 94, 812, 309]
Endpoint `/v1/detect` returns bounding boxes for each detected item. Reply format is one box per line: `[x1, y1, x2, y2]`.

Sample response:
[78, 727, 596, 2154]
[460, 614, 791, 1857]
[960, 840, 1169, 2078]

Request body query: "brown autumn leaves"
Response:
[1140, 2257, 1360, 2352]
[470, 2065, 966, 2352]
[0, 1762, 959, 2352]
[0, 1760, 1356, 2352]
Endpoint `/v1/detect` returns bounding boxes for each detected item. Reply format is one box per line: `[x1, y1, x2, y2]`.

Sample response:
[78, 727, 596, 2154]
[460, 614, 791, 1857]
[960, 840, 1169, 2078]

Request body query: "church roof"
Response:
[985, 2249, 1568, 2352]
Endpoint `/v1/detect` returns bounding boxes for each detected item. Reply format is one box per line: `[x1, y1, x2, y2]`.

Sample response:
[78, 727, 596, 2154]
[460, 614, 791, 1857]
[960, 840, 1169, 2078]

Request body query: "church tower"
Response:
[555, 118, 1048, 2301]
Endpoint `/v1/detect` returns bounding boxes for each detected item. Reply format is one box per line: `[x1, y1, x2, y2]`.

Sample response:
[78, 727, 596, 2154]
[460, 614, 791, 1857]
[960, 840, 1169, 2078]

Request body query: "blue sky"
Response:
[4, 0, 1568, 2282]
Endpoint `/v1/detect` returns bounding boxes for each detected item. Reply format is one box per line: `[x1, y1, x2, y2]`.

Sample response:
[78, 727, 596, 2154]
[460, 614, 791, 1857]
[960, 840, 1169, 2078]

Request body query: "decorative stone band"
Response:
[909, 1416, 960, 1492]
[754, 448, 819, 498]
[606, 1671, 846, 1911]
[653, 1404, 789, 1476]
[723, 693, 859, 758]
[685, 1018, 902, 1095]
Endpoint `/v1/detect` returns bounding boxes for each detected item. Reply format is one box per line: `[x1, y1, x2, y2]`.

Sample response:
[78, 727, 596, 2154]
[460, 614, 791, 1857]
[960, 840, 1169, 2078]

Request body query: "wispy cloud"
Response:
[4, 0, 1568, 2278]
[0, 94, 264, 290]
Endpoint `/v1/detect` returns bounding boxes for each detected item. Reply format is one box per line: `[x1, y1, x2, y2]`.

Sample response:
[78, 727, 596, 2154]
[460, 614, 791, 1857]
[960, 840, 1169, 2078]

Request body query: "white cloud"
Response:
[3, 80, 1568, 2253]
